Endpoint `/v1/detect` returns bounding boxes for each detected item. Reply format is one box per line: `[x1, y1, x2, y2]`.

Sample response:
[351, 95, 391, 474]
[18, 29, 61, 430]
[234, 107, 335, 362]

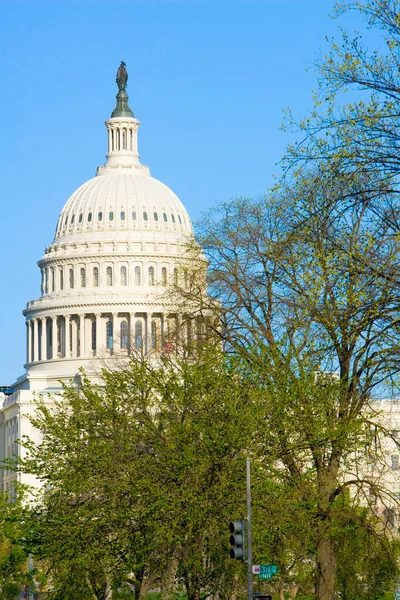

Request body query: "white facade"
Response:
[0, 70, 195, 492]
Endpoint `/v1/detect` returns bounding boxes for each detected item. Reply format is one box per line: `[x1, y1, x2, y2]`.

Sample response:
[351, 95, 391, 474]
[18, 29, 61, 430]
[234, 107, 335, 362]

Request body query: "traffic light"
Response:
[229, 520, 245, 560]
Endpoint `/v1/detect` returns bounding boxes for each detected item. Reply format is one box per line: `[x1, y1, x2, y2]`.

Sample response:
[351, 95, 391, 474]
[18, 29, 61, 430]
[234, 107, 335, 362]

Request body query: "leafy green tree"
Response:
[19, 345, 256, 600]
[285, 1, 400, 232]
[178, 165, 400, 600]
[0, 489, 35, 599]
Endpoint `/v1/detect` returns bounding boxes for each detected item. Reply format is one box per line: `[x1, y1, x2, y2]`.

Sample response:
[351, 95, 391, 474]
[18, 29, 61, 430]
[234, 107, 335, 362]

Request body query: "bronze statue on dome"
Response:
[116, 61, 128, 91]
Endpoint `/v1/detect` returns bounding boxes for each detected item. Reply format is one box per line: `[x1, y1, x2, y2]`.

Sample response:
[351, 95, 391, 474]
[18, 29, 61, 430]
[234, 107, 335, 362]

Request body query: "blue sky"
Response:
[0, 0, 363, 383]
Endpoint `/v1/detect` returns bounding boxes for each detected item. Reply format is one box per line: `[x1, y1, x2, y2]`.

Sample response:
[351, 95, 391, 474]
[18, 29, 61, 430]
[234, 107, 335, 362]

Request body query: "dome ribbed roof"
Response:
[54, 172, 192, 243]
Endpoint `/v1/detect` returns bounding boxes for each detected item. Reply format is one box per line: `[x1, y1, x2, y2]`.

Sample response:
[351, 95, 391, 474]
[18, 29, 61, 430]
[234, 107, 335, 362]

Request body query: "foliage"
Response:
[177, 161, 400, 599]
[19, 345, 256, 600]
[0, 489, 35, 599]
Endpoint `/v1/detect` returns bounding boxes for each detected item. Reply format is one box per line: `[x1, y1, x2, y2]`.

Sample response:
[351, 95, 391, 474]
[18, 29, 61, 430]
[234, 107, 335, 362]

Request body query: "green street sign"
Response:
[258, 564, 278, 580]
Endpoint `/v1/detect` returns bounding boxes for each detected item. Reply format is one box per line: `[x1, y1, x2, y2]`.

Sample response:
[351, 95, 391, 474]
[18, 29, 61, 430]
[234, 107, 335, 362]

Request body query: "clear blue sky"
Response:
[0, 0, 363, 383]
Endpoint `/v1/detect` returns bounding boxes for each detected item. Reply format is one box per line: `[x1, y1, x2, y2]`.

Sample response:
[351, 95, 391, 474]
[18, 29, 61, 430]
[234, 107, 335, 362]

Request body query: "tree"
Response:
[19, 345, 256, 600]
[285, 1, 400, 233]
[177, 166, 400, 599]
[0, 489, 36, 599]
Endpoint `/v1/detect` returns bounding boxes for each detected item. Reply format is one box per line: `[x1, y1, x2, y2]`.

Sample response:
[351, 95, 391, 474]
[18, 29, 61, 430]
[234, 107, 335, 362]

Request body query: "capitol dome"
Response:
[21, 62, 197, 381]
[54, 172, 192, 244]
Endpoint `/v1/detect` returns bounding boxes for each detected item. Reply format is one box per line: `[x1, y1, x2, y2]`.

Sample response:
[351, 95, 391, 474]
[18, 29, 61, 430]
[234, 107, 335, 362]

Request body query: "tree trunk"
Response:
[162, 554, 179, 598]
[105, 577, 113, 600]
[139, 570, 156, 600]
[229, 572, 239, 600]
[316, 534, 337, 600]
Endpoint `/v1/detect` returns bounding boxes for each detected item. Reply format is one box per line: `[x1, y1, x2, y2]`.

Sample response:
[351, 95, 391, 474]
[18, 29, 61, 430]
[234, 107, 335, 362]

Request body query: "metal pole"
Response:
[246, 457, 253, 600]
[28, 554, 34, 600]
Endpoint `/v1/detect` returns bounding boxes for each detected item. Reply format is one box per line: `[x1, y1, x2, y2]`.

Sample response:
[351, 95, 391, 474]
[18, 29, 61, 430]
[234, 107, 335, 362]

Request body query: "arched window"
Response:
[148, 266, 155, 286]
[122, 130, 126, 150]
[135, 321, 143, 349]
[120, 320, 129, 349]
[71, 214, 75, 224]
[98, 211, 103, 221]
[91, 320, 96, 351]
[134, 266, 141, 286]
[78, 213, 83, 224]
[69, 268, 74, 289]
[178, 215, 182, 224]
[109, 211, 114, 221]
[151, 320, 157, 349]
[65, 215, 68, 227]
[106, 319, 113, 350]
[171, 214, 176, 223]
[80, 267, 86, 288]
[106, 266, 113, 286]
[154, 212, 158, 221]
[93, 267, 99, 287]
[163, 213, 168, 222]
[173, 268, 178, 286]
[59, 268, 64, 290]
[161, 267, 167, 286]
[143, 211, 148, 221]
[51, 268, 55, 292]
[88, 212, 92, 222]
[120, 211, 125, 221]
[121, 266, 127, 286]
[44, 269, 49, 294]
[132, 210, 137, 220]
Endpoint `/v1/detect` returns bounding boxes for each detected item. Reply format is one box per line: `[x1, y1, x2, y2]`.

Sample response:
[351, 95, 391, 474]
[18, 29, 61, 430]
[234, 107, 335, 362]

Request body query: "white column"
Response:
[111, 313, 117, 353]
[41, 317, 47, 361]
[146, 312, 152, 354]
[72, 317, 77, 358]
[79, 314, 85, 358]
[176, 314, 182, 350]
[96, 313, 102, 355]
[51, 316, 57, 358]
[26, 321, 31, 363]
[64, 315, 70, 358]
[129, 312, 134, 354]
[33, 319, 39, 362]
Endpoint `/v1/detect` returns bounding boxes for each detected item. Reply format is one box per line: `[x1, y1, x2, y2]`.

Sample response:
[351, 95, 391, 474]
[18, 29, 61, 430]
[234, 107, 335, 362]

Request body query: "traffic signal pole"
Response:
[246, 457, 253, 600]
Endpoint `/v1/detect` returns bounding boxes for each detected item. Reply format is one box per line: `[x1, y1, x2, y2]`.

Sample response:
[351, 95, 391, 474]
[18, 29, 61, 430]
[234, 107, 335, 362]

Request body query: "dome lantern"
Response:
[99, 61, 143, 172]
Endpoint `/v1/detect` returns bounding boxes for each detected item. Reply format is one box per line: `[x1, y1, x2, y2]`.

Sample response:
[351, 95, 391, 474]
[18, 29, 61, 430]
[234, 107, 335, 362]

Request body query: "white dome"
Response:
[54, 171, 192, 244]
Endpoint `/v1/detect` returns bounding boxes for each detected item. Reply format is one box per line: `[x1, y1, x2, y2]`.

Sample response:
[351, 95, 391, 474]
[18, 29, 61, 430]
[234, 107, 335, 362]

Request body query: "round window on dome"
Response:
[163, 213, 168, 222]
[120, 211, 126, 221]
[78, 213, 83, 224]
[143, 212, 148, 221]
[154, 212, 158, 222]
[132, 211, 137, 220]
[88, 212, 92, 222]
[98, 211, 103, 222]
[71, 214, 75, 224]
[171, 214, 175, 223]
[109, 211, 114, 221]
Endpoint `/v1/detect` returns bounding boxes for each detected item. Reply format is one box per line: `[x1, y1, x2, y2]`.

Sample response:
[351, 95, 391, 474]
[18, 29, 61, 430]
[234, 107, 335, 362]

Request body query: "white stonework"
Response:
[0, 81, 195, 493]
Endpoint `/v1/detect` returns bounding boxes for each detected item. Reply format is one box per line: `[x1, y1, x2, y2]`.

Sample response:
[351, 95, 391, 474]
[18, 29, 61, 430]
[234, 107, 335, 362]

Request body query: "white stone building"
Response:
[0, 64, 196, 494]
